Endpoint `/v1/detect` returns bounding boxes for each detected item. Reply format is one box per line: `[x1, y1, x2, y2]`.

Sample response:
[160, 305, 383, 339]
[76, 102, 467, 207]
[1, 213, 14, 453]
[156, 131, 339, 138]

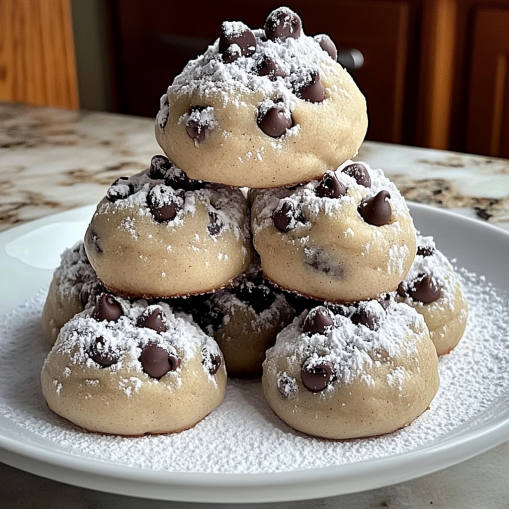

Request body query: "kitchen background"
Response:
[1, 0, 508, 157]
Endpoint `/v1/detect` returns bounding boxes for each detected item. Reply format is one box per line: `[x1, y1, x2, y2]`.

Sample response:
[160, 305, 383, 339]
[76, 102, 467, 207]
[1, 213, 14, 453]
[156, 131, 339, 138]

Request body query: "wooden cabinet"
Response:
[108, 0, 509, 156]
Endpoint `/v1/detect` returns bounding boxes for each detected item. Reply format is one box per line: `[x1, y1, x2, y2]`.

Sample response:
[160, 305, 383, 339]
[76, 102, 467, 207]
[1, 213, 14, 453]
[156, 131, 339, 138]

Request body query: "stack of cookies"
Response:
[40, 7, 468, 439]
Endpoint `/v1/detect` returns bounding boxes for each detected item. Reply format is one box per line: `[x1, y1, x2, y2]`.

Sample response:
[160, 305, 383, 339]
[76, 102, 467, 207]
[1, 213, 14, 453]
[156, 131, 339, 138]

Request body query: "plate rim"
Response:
[1, 202, 509, 503]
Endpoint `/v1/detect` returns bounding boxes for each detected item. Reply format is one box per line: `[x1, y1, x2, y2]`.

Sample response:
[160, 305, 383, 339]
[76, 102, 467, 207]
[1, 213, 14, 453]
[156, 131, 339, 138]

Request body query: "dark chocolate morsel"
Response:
[273, 200, 300, 233]
[164, 168, 203, 191]
[316, 34, 337, 61]
[204, 353, 222, 375]
[417, 245, 436, 257]
[221, 44, 242, 64]
[257, 106, 293, 137]
[342, 163, 371, 188]
[294, 71, 326, 103]
[186, 107, 211, 143]
[219, 22, 256, 57]
[140, 344, 180, 379]
[409, 273, 442, 304]
[301, 359, 334, 392]
[316, 171, 347, 198]
[302, 306, 334, 335]
[87, 229, 103, 255]
[265, 7, 302, 42]
[149, 155, 172, 179]
[397, 282, 408, 298]
[208, 211, 223, 236]
[378, 293, 392, 310]
[147, 186, 183, 222]
[234, 284, 276, 314]
[79, 289, 89, 308]
[92, 294, 123, 322]
[90, 337, 119, 367]
[351, 307, 380, 330]
[255, 54, 285, 80]
[137, 308, 167, 333]
[359, 190, 392, 226]
[107, 177, 134, 202]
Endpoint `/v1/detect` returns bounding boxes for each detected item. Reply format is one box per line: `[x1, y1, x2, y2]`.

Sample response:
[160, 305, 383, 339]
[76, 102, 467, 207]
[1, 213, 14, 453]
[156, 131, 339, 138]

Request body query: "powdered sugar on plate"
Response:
[0, 270, 508, 474]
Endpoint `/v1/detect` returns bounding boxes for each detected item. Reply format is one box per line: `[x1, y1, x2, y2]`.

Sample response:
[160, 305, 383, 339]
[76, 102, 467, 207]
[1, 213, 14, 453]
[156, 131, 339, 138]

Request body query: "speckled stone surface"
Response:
[1, 101, 509, 233]
[1, 100, 509, 508]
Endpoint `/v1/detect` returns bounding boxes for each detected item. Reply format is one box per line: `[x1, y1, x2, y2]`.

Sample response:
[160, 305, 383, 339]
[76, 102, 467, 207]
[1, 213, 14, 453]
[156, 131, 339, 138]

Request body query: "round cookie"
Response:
[42, 241, 105, 346]
[155, 7, 367, 188]
[262, 299, 439, 439]
[41, 295, 227, 435]
[195, 260, 296, 377]
[84, 155, 252, 298]
[250, 160, 417, 302]
[397, 234, 468, 355]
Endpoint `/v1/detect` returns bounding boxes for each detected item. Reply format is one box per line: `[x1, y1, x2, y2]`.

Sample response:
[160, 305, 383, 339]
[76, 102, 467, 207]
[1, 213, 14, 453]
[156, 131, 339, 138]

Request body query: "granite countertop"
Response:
[1, 101, 509, 509]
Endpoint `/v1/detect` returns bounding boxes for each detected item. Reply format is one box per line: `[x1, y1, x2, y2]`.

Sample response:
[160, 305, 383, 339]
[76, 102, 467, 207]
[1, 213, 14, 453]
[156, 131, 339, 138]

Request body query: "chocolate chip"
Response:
[257, 106, 293, 137]
[294, 71, 325, 103]
[234, 283, 275, 314]
[92, 294, 123, 322]
[219, 22, 256, 59]
[302, 306, 334, 335]
[315, 34, 337, 61]
[186, 106, 213, 144]
[149, 155, 172, 180]
[137, 308, 167, 333]
[351, 307, 380, 330]
[342, 163, 371, 188]
[206, 211, 222, 236]
[397, 282, 408, 298]
[107, 177, 134, 202]
[147, 185, 184, 222]
[164, 167, 203, 191]
[265, 7, 302, 42]
[316, 171, 347, 198]
[409, 273, 442, 304]
[203, 352, 222, 375]
[222, 44, 242, 64]
[301, 359, 334, 392]
[90, 337, 119, 367]
[255, 55, 285, 80]
[140, 344, 180, 379]
[417, 245, 435, 257]
[87, 230, 102, 255]
[378, 293, 392, 310]
[273, 200, 302, 233]
[359, 190, 392, 226]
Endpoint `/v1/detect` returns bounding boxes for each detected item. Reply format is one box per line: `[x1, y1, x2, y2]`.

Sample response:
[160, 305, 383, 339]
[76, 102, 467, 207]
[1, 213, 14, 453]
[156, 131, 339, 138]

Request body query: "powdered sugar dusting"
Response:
[0, 271, 508, 473]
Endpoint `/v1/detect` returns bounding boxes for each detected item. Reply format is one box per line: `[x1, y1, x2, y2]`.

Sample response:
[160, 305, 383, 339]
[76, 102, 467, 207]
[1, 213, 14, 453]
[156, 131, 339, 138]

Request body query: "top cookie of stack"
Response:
[155, 7, 368, 188]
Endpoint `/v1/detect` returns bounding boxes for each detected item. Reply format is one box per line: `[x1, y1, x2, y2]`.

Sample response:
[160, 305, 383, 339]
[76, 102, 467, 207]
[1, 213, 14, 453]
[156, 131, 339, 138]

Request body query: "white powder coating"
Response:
[98, 167, 250, 242]
[163, 26, 334, 112]
[52, 241, 102, 308]
[268, 300, 423, 387]
[251, 160, 410, 236]
[45, 299, 220, 391]
[1, 270, 508, 473]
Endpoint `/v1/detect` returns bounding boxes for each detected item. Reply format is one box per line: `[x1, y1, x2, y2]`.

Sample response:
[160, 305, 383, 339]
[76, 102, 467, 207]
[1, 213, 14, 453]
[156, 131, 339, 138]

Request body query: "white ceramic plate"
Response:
[1, 203, 509, 503]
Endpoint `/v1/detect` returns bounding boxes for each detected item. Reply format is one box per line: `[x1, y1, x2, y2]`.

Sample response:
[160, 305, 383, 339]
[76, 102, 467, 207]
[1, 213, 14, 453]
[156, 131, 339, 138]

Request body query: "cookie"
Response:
[250, 161, 417, 302]
[84, 155, 252, 298]
[262, 299, 439, 439]
[42, 241, 105, 346]
[194, 260, 295, 377]
[155, 7, 367, 188]
[397, 235, 468, 355]
[41, 296, 226, 435]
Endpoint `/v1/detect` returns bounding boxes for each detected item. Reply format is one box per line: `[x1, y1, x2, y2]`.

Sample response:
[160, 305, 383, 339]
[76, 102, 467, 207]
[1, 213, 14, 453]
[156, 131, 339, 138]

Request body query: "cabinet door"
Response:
[112, 0, 419, 144]
[466, 7, 509, 158]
